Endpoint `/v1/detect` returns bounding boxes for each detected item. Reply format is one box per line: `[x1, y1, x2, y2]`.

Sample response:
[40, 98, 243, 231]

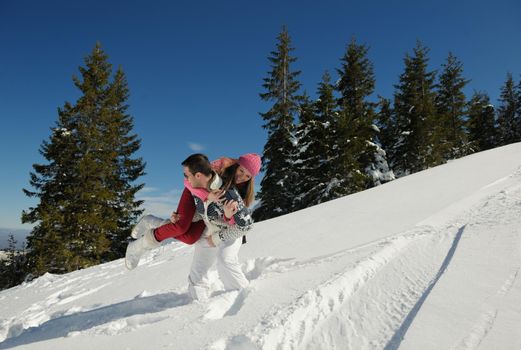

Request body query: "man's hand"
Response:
[170, 211, 180, 223]
[206, 236, 216, 247]
[223, 200, 239, 219]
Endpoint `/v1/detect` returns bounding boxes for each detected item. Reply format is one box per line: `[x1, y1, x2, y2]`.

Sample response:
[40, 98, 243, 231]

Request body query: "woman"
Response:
[125, 153, 261, 271]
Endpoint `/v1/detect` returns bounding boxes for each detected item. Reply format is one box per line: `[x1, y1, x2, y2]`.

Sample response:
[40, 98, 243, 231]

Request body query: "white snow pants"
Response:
[188, 236, 249, 300]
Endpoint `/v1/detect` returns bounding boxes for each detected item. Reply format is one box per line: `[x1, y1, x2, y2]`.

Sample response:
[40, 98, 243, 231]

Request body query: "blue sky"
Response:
[0, 0, 520, 231]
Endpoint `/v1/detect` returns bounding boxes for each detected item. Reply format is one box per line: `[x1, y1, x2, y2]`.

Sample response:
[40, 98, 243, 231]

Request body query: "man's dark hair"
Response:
[182, 153, 213, 176]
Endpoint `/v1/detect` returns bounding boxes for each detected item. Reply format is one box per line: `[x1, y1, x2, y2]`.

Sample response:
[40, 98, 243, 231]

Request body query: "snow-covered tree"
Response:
[291, 93, 321, 210]
[375, 97, 396, 162]
[336, 38, 393, 188]
[299, 72, 346, 205]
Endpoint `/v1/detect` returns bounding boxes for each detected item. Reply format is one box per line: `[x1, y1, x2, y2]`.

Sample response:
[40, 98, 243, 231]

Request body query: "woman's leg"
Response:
[175, 220, 206, 245]
[153, 188, 197, 241]
[216, 238, 249, 291]
[126, 188, 204, 270]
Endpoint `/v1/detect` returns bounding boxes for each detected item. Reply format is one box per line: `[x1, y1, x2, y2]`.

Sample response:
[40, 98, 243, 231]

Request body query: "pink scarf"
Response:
[184, 179, 210, 201]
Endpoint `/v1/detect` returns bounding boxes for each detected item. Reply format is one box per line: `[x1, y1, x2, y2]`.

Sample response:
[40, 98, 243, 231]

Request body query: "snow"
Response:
[1, 143, 521, 349]
[54, 128, 71, 137]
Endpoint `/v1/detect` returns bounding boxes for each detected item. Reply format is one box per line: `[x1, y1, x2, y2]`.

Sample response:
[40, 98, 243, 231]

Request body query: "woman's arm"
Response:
[206, 188, 254, 246]
[211, 157, 237, 174]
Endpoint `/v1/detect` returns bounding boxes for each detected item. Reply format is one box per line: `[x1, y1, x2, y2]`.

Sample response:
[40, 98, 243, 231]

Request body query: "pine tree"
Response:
[101, 67, 147, 259]
[291, 93, 320, 210]
[496, 73, 521, 145]
[0, 235, 26, 290]
[254, 27, 302, 221]
[434, 52, 471, 161]
[373, 97, 397, 182]
[376, 97, 395, 161]
[392, 41, 437, 176]
[467, 91, 497, 152]
[300, 71, 345, 205]
[336, 38, 393, 189]
[22, 43, 145, 275]
[517, 78, 521, 137]
[291, 82, 346, 210]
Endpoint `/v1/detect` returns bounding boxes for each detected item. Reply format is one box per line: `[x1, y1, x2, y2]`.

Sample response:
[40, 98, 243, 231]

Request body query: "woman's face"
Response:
[235, 165, 252, 184]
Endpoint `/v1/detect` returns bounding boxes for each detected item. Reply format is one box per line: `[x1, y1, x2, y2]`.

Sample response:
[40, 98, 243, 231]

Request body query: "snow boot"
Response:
[131, 214, 170, 239]
[125, 229, 160, 270]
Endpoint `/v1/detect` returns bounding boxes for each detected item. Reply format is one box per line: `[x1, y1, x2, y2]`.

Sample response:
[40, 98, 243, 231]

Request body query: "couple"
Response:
[125, 152, 261, 301]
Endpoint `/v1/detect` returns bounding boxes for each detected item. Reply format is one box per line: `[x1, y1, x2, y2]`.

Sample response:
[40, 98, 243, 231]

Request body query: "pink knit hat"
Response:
[238, 153, 261, 177]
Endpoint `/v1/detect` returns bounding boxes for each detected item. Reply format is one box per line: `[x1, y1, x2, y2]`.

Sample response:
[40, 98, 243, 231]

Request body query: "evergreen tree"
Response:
[101, 67, 147, 259]
[376, 97, 395, 161]
[22, 43, 145, 276]
[467, 91, 497, 152]
[336, 38, 393, 188]
[517, 77, 521, 137]
[0, 235, 26, 290]
[373, 97, 397, 181]
[299, 71, 345, 205]
[254, 27, 302, 221]
[496, 73, 521, 145]
[434, 52, 471, 160]
[291, 93, 321, 210]
[392, 41, 437, 176]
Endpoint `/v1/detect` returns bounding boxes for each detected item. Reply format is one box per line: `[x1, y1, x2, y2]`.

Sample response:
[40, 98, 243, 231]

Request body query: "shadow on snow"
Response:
[0, 291, 191, 349]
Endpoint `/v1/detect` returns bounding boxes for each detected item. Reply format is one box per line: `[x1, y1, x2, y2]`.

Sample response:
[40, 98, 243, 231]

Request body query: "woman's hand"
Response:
[223, 199, 239, 219]
[207, 189, 225, 203]
[170, 211, 180, 223]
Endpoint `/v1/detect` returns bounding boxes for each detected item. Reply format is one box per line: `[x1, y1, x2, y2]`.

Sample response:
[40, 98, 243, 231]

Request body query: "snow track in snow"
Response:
[215, 175, 521, 350]
[384, 225, 466, 350]
[212, 228, 437, 349]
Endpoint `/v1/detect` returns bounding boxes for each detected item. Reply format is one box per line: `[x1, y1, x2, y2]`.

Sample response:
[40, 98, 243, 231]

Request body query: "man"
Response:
[181, 153, 256, 301]
[126, 153, 254, 301]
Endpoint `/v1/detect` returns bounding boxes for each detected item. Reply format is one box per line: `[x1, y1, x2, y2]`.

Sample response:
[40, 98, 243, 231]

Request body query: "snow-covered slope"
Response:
[1, 143, 520, 350]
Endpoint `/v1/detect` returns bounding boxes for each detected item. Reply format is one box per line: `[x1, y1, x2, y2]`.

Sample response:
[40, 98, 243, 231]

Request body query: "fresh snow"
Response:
[1, 143, 521, 349]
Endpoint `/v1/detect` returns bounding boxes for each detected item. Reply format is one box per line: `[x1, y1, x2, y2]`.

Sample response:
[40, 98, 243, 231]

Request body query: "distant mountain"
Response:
[0, 228, 29, 249]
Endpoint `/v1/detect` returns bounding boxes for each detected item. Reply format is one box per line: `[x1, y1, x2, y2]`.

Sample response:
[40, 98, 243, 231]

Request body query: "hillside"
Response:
[1, 143, 520, 350]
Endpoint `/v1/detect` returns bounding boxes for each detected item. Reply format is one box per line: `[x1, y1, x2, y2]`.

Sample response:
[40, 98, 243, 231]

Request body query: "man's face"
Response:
[183, 166, 204, 188]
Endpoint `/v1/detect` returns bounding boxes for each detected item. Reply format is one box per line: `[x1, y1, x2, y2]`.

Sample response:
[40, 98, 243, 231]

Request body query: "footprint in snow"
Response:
[204, 288, 252, 320]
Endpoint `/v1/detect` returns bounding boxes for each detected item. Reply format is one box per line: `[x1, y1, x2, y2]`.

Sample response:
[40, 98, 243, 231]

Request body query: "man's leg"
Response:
[188, 236, 217, 301]
[216, 238, 249, 291]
